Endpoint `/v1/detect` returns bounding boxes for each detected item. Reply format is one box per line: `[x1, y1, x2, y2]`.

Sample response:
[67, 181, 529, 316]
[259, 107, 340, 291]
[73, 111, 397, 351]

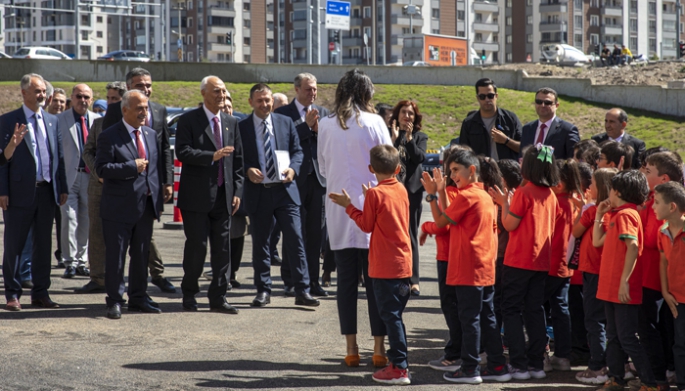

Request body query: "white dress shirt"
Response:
[123, 120, 149, 158]
[533, 115, 555, 145]
[23, 104, 51, 182]
[317, 110, 392, 250]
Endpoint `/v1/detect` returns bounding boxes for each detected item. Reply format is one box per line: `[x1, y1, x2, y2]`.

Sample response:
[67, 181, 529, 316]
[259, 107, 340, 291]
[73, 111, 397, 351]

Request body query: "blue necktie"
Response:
[262, 120, 276, 181]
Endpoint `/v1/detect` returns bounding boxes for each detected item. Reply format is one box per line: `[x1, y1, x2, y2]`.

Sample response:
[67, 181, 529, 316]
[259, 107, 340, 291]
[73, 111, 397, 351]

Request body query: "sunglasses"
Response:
[535, 99, 555, 106]
[477, 93, 496, 100]
[75, 94, 91, 100]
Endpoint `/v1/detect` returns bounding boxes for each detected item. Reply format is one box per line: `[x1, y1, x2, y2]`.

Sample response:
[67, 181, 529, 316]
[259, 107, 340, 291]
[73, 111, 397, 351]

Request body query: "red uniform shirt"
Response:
[658, 222, 685, 303]
[578, 205, 607, 275]
[421, 186, 459, 262]
[445, 182, 497, 286]
[639, 196, 663, 291]
[549, 193, 575, 278]
[504, 182, 559, 272]
[346, 178, 412, 279]
[597, 204, 644, 304]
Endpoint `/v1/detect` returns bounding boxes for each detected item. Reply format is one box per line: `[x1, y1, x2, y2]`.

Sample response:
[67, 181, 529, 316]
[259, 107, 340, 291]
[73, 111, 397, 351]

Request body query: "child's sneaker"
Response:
[666, 370, 676, 384]
[528, 366, 547, 379]
[576, 367, 609, 384]
[372, 364, 411, 385]
[443, 368, 483, 384]
[597, 377, 625, 391]
[480, 365, 512, 382]
[507, 364, 531, 380]
[427, 356, 461, 372]
[624, 363, 637, 380]
[549, 355, 572, 371]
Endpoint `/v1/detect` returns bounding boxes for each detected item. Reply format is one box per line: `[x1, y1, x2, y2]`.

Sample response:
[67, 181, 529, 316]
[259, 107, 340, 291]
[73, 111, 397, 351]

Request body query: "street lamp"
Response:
[172, 3, 185, 61]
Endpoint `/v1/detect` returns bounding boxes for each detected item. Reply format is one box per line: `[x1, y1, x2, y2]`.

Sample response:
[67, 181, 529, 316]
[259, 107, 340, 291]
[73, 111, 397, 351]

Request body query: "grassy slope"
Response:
[1, 81, 682, 153]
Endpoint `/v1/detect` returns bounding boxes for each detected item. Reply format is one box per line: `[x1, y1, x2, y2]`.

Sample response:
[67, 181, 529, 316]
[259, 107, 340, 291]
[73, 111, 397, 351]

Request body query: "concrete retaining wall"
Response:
[1, 59, 682, 117]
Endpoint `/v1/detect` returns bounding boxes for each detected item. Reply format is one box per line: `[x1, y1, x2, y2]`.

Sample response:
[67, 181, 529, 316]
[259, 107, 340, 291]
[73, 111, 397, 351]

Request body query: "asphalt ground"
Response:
[0, 203, 594, 391]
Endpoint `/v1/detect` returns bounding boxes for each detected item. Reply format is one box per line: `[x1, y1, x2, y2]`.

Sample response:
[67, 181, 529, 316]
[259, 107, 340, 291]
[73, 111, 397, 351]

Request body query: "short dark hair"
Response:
[645, 151, 685, 184]
[582, 145, 601, 169]
[521, 145, 560, 187]
[125, 67, 151, 87]
[249, 83, 272, 99]
[106, 81, 127, 97]
[375, 103, 393, 117]
[369, 145, 400, 175]
[446, 149, 480, 177]
[577, 162, 593, 192]
[601, 141, 634, 170]
[655, 181, 685, 213]
[536, 87, 558, 103]
[478, 156, 503, 191]
[497, 159, 522, 190]
[638, 146, 670, 168]
[442, 145, 474, 187]
[610, 170, 649, 205]
[573, 139, 599, 161]
[475, 78, 497, 94]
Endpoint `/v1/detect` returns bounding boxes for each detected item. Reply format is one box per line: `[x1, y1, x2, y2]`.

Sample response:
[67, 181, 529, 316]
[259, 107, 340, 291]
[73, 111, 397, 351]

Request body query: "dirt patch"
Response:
[0, 86, 22, 115]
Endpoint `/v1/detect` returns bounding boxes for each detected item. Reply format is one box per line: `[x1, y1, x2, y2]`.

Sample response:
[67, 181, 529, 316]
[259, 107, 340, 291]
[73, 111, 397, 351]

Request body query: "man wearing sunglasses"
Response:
[459, 78, 522, 161]
[520, 87, 579, 159]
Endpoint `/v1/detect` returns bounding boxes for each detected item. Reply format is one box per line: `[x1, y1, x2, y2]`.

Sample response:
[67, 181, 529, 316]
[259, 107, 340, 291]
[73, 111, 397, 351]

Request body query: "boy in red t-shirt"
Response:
[654, 182, 685, 391]
[593, 170, 657, 391]
[329, 145, 413, 386]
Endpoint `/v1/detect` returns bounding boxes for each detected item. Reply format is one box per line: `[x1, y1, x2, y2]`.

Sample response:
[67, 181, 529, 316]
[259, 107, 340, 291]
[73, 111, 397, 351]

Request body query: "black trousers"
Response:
[180, 185, 231, 306]
[407, 189, 423, 285]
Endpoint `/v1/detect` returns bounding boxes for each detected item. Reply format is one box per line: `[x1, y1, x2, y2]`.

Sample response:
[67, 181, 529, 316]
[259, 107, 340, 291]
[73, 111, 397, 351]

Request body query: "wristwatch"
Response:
[425, 193, 438, 203]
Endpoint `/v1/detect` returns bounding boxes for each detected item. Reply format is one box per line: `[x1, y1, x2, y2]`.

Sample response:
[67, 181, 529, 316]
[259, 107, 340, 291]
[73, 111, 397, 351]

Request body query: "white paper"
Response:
[275, 151, 290, 180]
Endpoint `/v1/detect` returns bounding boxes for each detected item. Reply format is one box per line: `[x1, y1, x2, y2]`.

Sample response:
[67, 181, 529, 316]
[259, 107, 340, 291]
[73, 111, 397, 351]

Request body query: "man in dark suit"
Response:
[101, 67, 175, 293]
[239, 83, 319, 308]
[0, 73, 68, 311]
[96, 90, 164, 320]
[591, 108, 646, 169]
[274, 73, 330, 297]
[175, 76, 243, 314]
[520, 87, 579, 159]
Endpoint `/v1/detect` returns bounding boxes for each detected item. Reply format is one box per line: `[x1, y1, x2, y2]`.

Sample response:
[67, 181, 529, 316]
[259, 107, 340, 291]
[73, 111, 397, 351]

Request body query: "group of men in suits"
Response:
[459, 78, 645, 163]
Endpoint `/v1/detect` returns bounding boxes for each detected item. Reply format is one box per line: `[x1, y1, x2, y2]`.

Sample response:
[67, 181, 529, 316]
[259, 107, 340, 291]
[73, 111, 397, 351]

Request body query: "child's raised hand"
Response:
[361, 182, 371, 197]
[329, 189, 352, 208]
[419, 230, 430, 246]
[432, 167, 445, 192]
[488, 185, 508, 206]
[596, 199, 612, 216]
[571, 192, 585, 210]
[421, 171, 437, 194]
[664, 292, 679, 318]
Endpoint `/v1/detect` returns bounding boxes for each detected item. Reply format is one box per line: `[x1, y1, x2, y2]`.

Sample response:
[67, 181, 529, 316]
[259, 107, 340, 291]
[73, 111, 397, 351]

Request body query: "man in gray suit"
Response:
[57, 84, 98, 279]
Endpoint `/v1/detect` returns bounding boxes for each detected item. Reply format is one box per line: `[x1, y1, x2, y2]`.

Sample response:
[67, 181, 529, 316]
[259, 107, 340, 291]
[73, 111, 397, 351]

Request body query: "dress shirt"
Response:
[123, 120, 149, 159]
[610, 132, 625, 143]
[203, 104, 222, 146]
[533, 115, 555, 145]
[294, 99, 308, 122]
[252, 113, 279, 184]
[23, 104, 51, 182]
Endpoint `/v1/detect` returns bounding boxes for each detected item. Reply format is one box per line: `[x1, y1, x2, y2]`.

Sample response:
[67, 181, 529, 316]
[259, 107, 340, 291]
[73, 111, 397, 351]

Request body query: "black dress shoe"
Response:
[107, 304, 121, 319]
[210, 302, 239, 314]
[31, 297, 60, 308]
[62, 266, 76, 279]
[229, 279, 241, 289]
[146, 296, 160, 308]
[56, 260, 65, 269]
[295, 292, 320, 307]
[284, 286, 296, 297]
[21, 280, 34, 289]
[251, 292, 271, 307]
[151, 277, 176, 293]
[75, 265, 90, 276]
[75, 280, 106, 294]
[310, 284, 329, 297]
[182, 296, 198, 311]
[128, 302, 162, 313]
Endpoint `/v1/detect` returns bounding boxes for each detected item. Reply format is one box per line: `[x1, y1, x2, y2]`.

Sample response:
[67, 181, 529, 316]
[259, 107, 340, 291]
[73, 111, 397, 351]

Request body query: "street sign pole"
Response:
[325, 0, 351, 66]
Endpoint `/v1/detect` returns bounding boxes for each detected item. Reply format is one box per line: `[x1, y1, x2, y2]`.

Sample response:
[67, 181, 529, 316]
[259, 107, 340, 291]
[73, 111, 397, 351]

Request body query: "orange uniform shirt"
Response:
[578, 205, 606, 275]
[658, 222, 685, 303]
[596, 204, 644, 305]
[444, 182, 498, 286]
[421, 186, 459, 262]
[346, 177, 412, 279]
[639, 196, 663, 292]
[549, 193, 575, 278]
[504, 182, 559, 272]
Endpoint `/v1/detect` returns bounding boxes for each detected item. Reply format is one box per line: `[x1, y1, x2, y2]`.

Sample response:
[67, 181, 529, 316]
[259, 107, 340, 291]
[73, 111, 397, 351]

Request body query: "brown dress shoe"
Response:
[6, 298, 21, 311]
[31, 297, 60, 308]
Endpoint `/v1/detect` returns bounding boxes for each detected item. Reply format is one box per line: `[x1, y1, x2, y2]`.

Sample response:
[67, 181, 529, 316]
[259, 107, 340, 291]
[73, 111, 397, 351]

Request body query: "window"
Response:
[506, 0, 512, 7]
[506, 16, 512, 25]
[244, 19, 250, 27]
[108, 17, 111, 24]
[493, 33, 498, 42]
[243, 54, 250, 62]
[364, 26, 371, 40]
[590, 33, 599, 44]
[506, 34, 512, 43]
[402, 27, 410, 34]
[363, 6, 371, 18]
[96, 16, 103, 23]
[649, 20, 656, 33]
[432, 8, 439, 18]
[475, 13, 482, 22]
[432, 29, 439, 34]
[590, 0, 599, 7]
[208, 16, 234, 26]
[198, 0, 203, 10]
[664, 20, 677, 31]
[188, 34, 193, 44]
[574, 15, 582, 27]
[630, 18, 637, 32]
[96, 31, 103, 38]
[198, 16, 203, 30]
[218, 53, 224, 61]
[293, 29, 306, 39]
[527, 15, 532, 24]
[475, 33, 483, 41]
[506, 52, 512, 62]
[542, 32, 551, 42]
[630, 37, 637, 51]
[457, 10, 465, 20]
[648, 1, 656, 15]
[574, 33, 582, 47]
[527, 34, 532, 43]
[289, 11, 293, 22]
[188, 51, 193, 61]
[574, 0, 582, 8]
[630, 0, 637, 13]
[243, 2, 249, 10]
[527, 0, 532, 5]
[353, 48, 360, 58]
[267, 38, 274, 48]
[81, 31, 88, 40]
[188, 17, 193, 28]
[97, 46, 103, 53]
[187, 0, 193, 10]
[243, 37, 250, 45]
[649, 38, 656, 52]
[293, 10, 306, 20]
[353, 28, 360, 37]
[353, 7, 360, 17]
[590, 15, 599, 26]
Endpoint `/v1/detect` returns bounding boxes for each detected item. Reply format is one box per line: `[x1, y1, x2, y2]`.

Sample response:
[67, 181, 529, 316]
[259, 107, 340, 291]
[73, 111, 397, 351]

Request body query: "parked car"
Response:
[423, 138, 460, 176]
[13, 47, 71, 60]
[0, 51, 11, 59]
[403, 61, 431, 67]
[98, 50, 150, 62]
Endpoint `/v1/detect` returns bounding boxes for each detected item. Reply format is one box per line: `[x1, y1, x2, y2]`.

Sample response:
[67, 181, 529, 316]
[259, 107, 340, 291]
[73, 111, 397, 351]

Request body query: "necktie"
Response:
[536, 123, 547, 145]
[133, 129, 146, 160]
[212, 117, 224, 186]
[262, 119, 277, 181]
[34, 113, 51, 182]
[80, 115, 90, 173]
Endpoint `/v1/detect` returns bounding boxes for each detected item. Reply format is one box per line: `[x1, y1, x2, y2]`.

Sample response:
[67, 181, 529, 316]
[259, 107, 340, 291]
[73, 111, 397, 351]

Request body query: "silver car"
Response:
[97, 50, 150, 62]
[13, 47, 71, 60]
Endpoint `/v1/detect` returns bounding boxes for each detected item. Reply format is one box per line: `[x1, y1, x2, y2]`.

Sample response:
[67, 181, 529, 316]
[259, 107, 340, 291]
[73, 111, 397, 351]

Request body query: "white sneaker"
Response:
[624, 363, 636, 380]
[427, 356, 462, 372]
[575, 367, 609, 384]
[508, 364, 531, 380]
[549, 355, 572, 371]
[528, 367, 547, 379]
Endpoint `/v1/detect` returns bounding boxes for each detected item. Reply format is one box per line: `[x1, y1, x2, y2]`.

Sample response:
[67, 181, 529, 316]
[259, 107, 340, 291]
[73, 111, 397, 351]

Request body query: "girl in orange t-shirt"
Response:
[489, 144, 560, 380]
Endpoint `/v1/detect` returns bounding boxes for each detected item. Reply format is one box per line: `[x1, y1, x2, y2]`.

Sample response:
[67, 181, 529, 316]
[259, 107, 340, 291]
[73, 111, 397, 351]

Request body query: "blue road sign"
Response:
[326, 0, 350, 16]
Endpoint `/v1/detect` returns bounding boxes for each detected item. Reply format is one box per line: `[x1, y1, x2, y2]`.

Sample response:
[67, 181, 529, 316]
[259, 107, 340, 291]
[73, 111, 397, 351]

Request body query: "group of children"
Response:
[328, 138, 685, 390]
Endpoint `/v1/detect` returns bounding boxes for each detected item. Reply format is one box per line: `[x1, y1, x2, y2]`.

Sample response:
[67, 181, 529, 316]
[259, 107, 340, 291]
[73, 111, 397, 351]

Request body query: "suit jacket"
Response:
[83, 117, 105, 195]
[95, 120, 163, 224]
[459, 108, 522, 161]
[102, 100, 173, 186]
[175, 107, 244, 213]
[57, 108, 98, 189]
[591, 132, 646, 169]
[0, 106, 68, 207]
[521, 117, 579, 160]
[274, 100, 330, 187]
[239, 112, 303, 214]
[395, 130, 428, 194]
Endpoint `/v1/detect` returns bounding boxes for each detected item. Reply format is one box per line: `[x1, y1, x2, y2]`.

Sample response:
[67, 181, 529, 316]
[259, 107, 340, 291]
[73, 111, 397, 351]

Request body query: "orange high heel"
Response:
[372, 355, 388, 368]
[345, 354, 360, 367]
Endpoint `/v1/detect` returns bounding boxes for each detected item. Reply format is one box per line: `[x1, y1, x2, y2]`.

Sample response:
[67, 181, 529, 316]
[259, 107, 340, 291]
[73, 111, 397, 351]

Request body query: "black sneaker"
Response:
[481, 365, 512, 382]
[443, 368, 483, 384]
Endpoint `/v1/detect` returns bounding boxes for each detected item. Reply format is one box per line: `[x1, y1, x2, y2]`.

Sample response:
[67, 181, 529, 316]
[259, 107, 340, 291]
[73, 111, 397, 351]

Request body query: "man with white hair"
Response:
[272, 93, 289, 110]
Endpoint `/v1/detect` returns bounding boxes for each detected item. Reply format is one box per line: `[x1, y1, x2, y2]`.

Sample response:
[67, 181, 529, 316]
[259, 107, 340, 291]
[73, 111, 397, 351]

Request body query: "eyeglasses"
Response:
[75, 94, 91, 100]
[477, 93, 496, 100]
[535, 99, 555, 106]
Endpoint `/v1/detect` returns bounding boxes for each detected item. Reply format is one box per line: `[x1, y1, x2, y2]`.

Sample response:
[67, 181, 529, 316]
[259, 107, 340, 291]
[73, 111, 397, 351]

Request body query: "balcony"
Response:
[208, 25, 233, 35]
[391, 0, 423, 5]
[472, 22, 499, 32]
[601, 24, 622, 36]
[208, 42, 233, 52]
[391, 14, 423, 26]
[663, 30, 677, 39]
[539, 21, 564, 32]
[473, 1, 499, 13]
[600, 5, 622, 17]
[207, 7, 236, 16]
[350, 17, 362, 26]
[472, 41, 499, 51]
[343, 36, 364, 46]
[662, 48, 677, 58]
[391, 34, 399, 45]
[539, 2, 567, 13]
[663, 12, 677, 21]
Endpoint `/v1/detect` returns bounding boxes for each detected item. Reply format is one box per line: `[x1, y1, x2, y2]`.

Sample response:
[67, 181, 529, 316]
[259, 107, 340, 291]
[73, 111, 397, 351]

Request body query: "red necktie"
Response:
[134, 129, 146, 160]
[80, 115, 90, 173]
[536, 123, 547, 144]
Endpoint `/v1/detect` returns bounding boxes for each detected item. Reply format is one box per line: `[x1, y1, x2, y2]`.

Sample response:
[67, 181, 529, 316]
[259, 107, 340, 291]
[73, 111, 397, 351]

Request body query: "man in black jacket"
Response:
[520, 87, 579, 159]
[591, 108, 646, 169]
[459, 78, 522, 161]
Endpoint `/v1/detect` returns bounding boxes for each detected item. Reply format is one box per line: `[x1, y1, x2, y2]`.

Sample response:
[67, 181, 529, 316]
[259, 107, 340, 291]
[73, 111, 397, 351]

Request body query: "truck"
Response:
[402, 34, 468, 66]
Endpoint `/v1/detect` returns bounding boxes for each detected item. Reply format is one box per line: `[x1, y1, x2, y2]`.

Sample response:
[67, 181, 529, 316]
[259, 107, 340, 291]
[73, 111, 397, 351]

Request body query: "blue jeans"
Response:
[544, 275, 571, 358]
[639, 288, 667, 383]
[605, 302, 656, 386]
[373, 278, 411, 369]
[674, 303, 685, 390]
[20, 225, 34, 282]
[437, 260, 461, 360]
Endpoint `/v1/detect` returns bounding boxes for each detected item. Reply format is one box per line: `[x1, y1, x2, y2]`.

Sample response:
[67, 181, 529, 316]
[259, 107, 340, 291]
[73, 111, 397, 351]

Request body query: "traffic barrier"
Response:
[163, 159, 183, 230]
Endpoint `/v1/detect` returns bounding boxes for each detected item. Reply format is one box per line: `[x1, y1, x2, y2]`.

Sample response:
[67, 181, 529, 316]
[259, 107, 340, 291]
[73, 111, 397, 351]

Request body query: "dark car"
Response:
[98, 50, 150, 62]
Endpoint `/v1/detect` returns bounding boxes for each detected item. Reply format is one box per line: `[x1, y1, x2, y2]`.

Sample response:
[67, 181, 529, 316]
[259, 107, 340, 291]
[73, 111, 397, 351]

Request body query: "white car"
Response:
[13, 47, 71, 60]
[0, 51, 11, 59]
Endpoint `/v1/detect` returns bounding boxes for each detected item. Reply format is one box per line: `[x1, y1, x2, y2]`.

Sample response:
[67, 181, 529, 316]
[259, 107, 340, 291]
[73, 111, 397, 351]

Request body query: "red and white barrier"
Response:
[163, 159, 183, 229]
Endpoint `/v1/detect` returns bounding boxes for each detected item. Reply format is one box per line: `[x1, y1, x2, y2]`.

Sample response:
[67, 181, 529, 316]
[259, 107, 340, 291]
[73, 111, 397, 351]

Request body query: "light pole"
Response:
[172, 3, 185, 61]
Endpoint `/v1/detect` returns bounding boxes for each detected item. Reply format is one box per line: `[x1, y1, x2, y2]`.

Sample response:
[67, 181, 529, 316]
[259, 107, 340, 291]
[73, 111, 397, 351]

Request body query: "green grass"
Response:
[2, 81, 683, 153]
